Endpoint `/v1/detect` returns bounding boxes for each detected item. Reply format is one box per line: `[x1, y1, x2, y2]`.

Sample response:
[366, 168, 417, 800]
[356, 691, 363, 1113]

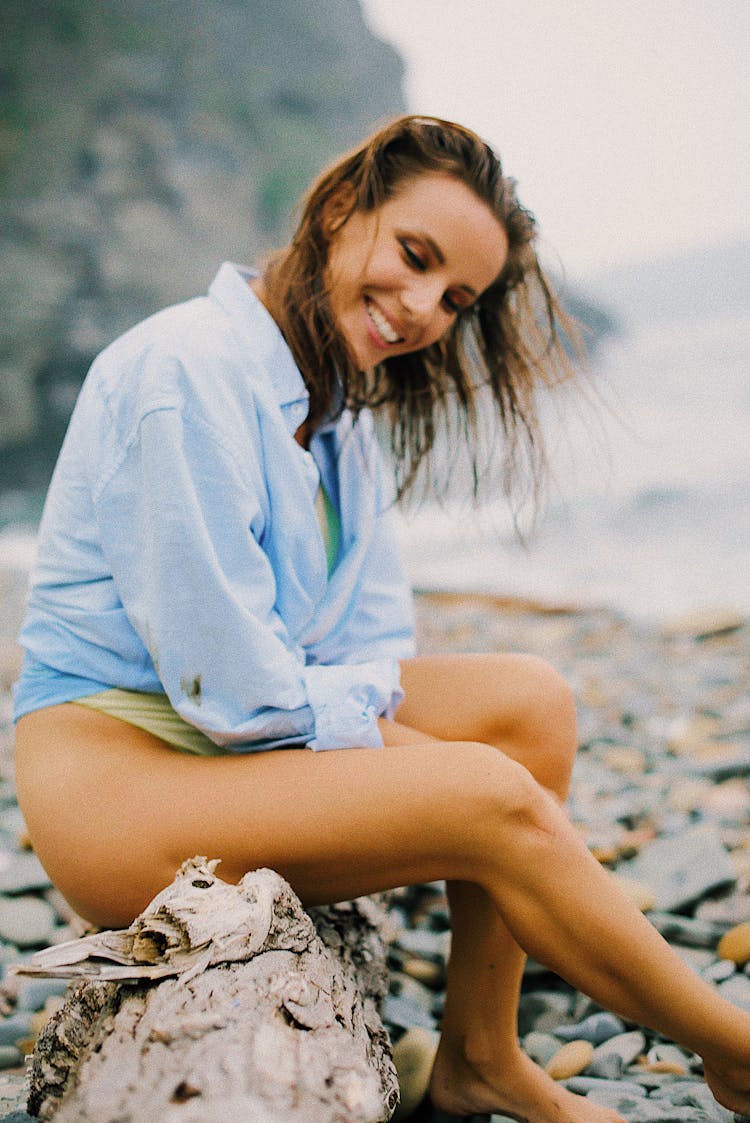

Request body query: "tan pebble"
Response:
[580, 677, 607, 709]
[591, 843, 620, 865]
[730, 852, 750, 881]
[693, 740, 745, 764]
[718, 922, 750, 964]
[705, 780, 750, 818]
[669, 779, 712, 814]
[661, 609, 746, 640]
[641, 1059, 687, 1074]
[602, 746, 646, 774]
[667, 715, 720, 752]
[610, 874, 656, 912]
[545, 1039, 594, 1080]
[617, 828, 656, 859]
[402, 956, 444, 989]
[391, 1026, 439, 1120]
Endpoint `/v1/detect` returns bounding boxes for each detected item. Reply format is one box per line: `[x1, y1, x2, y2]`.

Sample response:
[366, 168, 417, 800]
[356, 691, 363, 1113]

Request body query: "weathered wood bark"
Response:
[15, 858, 399, 1122]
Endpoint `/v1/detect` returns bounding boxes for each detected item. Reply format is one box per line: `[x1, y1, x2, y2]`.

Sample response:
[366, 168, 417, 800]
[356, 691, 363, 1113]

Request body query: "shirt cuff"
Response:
[303, 659, 403, 751]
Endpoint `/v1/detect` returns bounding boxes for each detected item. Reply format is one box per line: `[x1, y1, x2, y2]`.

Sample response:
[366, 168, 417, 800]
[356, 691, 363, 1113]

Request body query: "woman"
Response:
[13, 116, 750, 1123]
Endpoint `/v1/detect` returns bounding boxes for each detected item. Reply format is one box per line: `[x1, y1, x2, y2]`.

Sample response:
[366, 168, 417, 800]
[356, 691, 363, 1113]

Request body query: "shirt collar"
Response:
[208, 262, 309, 419]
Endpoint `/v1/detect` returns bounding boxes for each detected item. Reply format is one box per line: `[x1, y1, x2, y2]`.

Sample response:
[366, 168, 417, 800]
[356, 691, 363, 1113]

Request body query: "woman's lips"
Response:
[365, 297, 404, 346]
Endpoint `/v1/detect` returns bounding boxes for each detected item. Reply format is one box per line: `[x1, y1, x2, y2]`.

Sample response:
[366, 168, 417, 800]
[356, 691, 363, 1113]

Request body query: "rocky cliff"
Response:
[0, 0, 405, 491]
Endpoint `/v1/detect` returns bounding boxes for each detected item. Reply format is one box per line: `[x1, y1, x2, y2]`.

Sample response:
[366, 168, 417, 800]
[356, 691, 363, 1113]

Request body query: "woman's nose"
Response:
[400, 279, 444, 323]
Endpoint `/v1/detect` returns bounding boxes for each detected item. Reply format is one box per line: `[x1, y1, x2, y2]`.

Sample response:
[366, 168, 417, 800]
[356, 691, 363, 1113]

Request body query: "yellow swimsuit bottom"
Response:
[75, 689, 224, 756]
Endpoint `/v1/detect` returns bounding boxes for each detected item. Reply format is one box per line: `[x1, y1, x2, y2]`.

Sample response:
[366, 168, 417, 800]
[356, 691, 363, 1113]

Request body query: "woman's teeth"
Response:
[366, 300, 401, 344]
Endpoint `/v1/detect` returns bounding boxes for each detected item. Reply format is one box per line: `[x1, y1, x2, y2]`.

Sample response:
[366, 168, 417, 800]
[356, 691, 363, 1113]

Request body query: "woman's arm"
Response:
[93, 401, 401, 751]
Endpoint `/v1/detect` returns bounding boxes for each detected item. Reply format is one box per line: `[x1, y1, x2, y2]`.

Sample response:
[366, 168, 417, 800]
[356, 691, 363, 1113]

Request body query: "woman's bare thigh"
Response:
[14, 701, 525, 928]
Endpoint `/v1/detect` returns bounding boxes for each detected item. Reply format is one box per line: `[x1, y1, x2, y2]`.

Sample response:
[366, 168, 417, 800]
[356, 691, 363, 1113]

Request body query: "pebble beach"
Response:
[0, 550, 749, 1121]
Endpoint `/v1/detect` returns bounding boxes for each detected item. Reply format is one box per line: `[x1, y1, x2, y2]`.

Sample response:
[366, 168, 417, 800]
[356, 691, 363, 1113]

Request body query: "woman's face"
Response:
[325, 172, 509, 371]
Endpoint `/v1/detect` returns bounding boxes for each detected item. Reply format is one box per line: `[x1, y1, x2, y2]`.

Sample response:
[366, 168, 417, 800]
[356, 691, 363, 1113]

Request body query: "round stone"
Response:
[401, 956, 444, 989]
[544, 1039, 594, 1080]
[718, 922, 750, 965]
[0, 895, 58, 948]
[391, 1026, 439, 1121]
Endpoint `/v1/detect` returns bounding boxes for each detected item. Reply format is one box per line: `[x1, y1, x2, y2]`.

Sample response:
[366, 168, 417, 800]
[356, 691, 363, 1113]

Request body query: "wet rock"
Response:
[554, 1011, 626, 1045]
[648, 910, 730, 949]
[0, 896, 57, 948]
[717, 922, 750, 964]
[391, 1026, 438, 1121]
[0, 854, 50, 896]
[660, 610, 746, 641]
[642, 1044, 691, 1075]
[0, 1015, 32, 1048]
[395, 927, 451, 961]
[401, 956, 444, 989]
[621, 825, 736, 911]
[545, 1040, 594, 1080]
[565, 1075, 648, 1098]
[702, 958, 737, 983]
[587, 1030, 647, 1079]
[0, 1048, 22, 1071]
[522, 1031, 559, 1066]
[14, 978, 68, 1014]
[717, 972, 750, 1011]
[382, 993, 437, 1033]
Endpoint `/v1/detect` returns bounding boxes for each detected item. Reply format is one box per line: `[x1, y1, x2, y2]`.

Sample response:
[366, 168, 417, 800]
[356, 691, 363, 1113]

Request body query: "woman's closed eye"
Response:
[400, 240, 427, 270]
[400, 240, 470, 315]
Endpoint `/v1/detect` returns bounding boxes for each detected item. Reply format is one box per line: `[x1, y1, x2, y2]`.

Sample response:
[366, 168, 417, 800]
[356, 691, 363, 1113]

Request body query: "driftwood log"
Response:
[14, 858, 399, 1122]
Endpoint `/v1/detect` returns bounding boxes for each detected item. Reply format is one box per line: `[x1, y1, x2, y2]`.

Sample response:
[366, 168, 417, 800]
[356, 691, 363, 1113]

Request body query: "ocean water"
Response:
[393, 305, 750, 622]
[1, 306, 747, 625]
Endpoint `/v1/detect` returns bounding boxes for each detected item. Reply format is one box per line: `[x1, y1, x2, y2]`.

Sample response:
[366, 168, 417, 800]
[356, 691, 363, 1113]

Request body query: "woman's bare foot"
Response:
[429, 1044, 626, 1122]
[703, 1057, 750, 1118]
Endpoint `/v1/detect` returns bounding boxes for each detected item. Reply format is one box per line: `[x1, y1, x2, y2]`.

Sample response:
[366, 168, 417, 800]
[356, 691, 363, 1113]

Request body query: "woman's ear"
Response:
[321, 183, 357, 237]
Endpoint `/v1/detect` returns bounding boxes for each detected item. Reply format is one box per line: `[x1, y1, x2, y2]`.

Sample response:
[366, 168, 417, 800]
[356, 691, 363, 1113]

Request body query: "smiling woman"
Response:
[13, 116, 750, 1123]
[321, 174, 509, 368]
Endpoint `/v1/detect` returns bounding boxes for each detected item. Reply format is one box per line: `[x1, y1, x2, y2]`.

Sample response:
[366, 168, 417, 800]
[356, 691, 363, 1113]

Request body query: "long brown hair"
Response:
[261, 115, 580, 506]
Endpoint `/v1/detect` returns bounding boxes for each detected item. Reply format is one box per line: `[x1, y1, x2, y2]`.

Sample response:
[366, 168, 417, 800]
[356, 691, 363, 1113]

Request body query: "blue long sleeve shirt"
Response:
[14, 263, 416, 751]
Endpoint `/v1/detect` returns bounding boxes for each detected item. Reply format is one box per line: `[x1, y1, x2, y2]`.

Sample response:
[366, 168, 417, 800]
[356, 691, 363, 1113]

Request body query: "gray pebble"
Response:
[585, 1087, 718, 1120]
[0, 854, 50, 896]
[650, 1079, 735, 1120]
[15, 977, 68, 1013]
[0, 1017, 32, 1049]
[648, 910, 730, 949]
[521, 1030, 559, 1066]
[703, 958, 737, 983]
[0, 896, 57, 948]
[554, 1011, 626, 1044]
[0, 1050, 22, 1072]
[587, 1030, 647, 1079]
[382, 993, 436, 1032]
[718, 973, 750, 1012]
[564, 1076, 647, 1097]
[395, 927, 450, 961]
[621, 825, 736, 912]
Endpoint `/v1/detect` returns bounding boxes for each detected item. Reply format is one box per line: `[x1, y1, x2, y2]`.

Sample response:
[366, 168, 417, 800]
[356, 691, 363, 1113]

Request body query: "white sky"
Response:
[362, 0, 750, 278]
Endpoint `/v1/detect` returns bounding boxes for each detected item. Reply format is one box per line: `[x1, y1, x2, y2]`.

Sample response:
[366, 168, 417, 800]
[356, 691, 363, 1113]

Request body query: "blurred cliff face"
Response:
[0, 0, 405, 490]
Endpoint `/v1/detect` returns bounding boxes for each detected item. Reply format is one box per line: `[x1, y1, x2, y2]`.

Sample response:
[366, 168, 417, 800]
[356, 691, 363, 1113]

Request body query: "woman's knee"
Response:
[447, 739, 564, 867]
